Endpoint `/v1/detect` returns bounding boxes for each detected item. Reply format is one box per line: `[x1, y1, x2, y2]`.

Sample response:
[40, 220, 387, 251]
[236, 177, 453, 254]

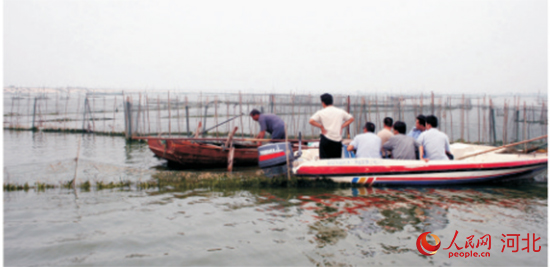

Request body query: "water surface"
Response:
[4, 130, 547, 266]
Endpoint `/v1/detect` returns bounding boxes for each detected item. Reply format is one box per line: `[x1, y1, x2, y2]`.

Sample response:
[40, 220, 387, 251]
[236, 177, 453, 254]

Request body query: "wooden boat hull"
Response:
[294, 156, 548, 186]
[148, 139, 258, 168]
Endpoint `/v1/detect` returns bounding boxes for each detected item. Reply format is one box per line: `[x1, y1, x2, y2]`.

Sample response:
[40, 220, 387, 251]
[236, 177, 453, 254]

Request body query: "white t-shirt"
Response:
[310, 106, 353, 142]
[417, 128, 451, 160]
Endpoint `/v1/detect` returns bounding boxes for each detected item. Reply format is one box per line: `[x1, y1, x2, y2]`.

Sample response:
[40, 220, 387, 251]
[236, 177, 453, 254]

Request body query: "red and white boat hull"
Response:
[293, 152, 548, 186]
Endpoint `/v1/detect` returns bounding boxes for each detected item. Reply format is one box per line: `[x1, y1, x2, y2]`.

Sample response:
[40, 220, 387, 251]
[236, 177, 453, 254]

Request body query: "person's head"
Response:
[393, 121, 406, 135]
[249, 109, 261, 121]
[320, 93, 333, 107]
[383, 117, 393, 128]
[364, 122, 375, 133]
[426, 115, 438, 128]
[415, 114, 426, 130]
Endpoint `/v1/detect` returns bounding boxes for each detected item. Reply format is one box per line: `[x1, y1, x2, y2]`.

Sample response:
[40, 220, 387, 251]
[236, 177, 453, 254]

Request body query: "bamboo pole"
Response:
[419, 93, 423, 115]
[466, 97, 470, 143]
[194, 121, 202, 138]
[477, 98, 481, 143]
[449, 97, 453, 142]
[541, 101, 546, 136]
[157, 96, 161, 136]
[346, 95, 351, 138]
[309, 94, 314, 138]
[438, 96, 443, 120]
[441, 97, 448, 133]
[137, 94, 142, 136]
[31, 98, 37, 130]
[27, 96, 31, 129]
[502, 100, 508, 145]
[239, 92, 244, 138]
[523, 101, 527, 151]
[226, 126, 239, 172]
[482, 96, 487, 144]
[400, 95, 404, 121]
[75, 94, 81, 130]
[185, 96, 189, 137]
[168, 91, 172, 137]
[431, 91, 434, 115]
[457, 135, 548, 160]
[103, 96, 106, 132]
[226, 97, 230, 133]
[10, 96, 15, 127]
[376, 96, 380, 128]
[285, 123, 291, 181]
[112, 96, 117, 134]
[64, 91, 70, 130]
[176, 95, 181, 134]
[461, 94, 464, 141]
[292, 94, 296, 138]
[215, 96, 219, 138]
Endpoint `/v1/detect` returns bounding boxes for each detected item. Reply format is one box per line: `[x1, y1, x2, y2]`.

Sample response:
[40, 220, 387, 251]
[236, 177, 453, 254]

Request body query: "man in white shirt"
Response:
[347, 122, 381, 159]
[309, 93, 354, 159]
[418, 115, 452, 162]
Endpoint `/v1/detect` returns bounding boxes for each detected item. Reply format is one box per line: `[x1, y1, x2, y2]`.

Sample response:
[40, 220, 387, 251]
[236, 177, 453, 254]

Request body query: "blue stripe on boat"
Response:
[352, 177, 359, 184]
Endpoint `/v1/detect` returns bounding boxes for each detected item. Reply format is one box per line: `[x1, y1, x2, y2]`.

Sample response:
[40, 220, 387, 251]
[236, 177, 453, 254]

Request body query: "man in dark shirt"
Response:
[382, 121, 420, 160]
[250, 109, 285, 144]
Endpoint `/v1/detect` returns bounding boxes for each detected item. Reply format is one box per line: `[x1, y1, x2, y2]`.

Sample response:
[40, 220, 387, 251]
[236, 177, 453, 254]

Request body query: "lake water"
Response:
[3, 130, 548, 266]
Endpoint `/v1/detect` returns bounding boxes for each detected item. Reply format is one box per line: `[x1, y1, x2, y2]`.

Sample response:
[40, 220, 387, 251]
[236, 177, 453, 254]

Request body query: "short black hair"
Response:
[416, 115, 426, 127]
[364, 122, 375, 133]
[426, 115, 438, 128]
[393, 121, 406, 134]
[383, 117, 393, 127]
[250, 109, 260, 116]
[320, 93, 333, 105]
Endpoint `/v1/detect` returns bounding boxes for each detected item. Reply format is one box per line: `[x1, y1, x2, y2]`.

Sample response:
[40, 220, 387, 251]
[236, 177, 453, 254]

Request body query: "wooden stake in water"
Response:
[215, 96, 219, 138]
[71, 134, 82, 196]
[431, 91, 435, 115]
[185, 96, 189, 137]
[157, 96, 161, 136]
[502, 100, 508, 145]
[136, 94, 142, 136]
[75, 94, 81, 130]
[477, 98, 481, 143]
[449, 97, 454, 142]
[461, 94, 464, 141]
[284, 123, 291, 181]
[523, 101, 527, 151]
[113, 96, 118, 134]
[239, 92, 244, 138]
[167, 91, 172, 137]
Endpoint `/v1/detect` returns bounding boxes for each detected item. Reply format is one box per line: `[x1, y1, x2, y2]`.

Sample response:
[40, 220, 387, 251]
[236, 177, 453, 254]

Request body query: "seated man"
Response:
[377, 117, 394, 158]
[347, 122, 381, 159]
[407, 114, 426, 140]
[417, 115, 451, 162]
[382, 121, 420, 160]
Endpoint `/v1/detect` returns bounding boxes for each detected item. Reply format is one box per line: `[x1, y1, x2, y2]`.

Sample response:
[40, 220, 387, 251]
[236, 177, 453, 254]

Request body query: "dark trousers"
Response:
[319, 134, 342, 159]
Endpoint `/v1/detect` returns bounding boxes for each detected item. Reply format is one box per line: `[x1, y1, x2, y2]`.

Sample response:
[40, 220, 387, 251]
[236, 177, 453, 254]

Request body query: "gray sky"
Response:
[4, 0, 547, 95]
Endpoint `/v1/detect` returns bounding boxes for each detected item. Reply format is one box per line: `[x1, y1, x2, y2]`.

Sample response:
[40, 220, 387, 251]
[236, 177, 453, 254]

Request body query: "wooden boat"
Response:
[292, 143, 548, 186]
[146, 136, 312, 168]
[148, 138, 259, 168]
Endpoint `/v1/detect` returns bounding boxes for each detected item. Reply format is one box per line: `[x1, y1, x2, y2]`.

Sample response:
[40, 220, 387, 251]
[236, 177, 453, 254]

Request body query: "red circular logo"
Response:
[416, 232, 441, 256]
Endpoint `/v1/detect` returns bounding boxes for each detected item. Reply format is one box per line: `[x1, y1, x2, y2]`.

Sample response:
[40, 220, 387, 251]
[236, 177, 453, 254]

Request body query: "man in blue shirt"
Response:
[417, 115, 451, 162]
[250, 109, 285, 143]
[407, 114, 426, 140]
[346, 122, 381, 159]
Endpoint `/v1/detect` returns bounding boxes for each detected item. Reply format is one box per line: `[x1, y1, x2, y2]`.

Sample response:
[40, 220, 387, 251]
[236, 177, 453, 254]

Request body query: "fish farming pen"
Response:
[3, 87, 548, 146]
